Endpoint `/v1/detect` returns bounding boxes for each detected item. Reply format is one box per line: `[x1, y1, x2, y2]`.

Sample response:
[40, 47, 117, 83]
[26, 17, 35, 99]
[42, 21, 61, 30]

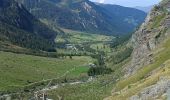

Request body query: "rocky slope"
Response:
[130, 76, 170, 100]
[17, 0, 146, 35]
[125, 0, 170, 76]
[106, 0, 170, 99]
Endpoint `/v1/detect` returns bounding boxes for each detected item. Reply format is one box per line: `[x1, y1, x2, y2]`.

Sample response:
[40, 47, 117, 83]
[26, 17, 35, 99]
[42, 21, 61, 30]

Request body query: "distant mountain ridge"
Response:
[134, 5, 154, 13]
[17, 0, 147, 36]
[97, 4, 147, 27]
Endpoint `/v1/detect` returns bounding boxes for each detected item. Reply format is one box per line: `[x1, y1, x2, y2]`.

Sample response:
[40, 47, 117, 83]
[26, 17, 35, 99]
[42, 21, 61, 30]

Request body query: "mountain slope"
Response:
[97, 4, 147, 28]
[0, 0, 57, 51]
[17, 0, 146, 35]
[106, 0, 170, 99]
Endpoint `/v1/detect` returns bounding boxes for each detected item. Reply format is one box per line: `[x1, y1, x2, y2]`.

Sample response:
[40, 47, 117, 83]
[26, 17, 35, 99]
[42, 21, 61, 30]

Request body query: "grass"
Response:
[67, 66, 89, 77]
[0, 51, 95, 91]
[152, 13, 166, 28]
[45, 49, 132, 100]
[48, 74, 115, 100]
[150, 7, 167, 29]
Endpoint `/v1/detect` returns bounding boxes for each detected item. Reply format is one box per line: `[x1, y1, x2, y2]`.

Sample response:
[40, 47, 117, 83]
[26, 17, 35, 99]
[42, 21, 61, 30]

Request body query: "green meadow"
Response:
[0, 51, 95, 91]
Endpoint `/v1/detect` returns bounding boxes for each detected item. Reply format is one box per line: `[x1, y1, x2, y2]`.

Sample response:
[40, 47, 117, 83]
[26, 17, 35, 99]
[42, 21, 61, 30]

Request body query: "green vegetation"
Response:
[48, 74, 116, 100]
[88, 67, 113, 76]
[43, 39, 132, 100]
[150, 5, 168, 29]
[18, 0, 146, 36]
[0, 0, 152, 100]
[90, 43, 111, 53]
[152, 13, 166, 28]
[110, 47, 133, 64]
[55, 29, 114, 44]
[0, 0, 57, 51]
[47, 53, 131, 100]
[67, 66, 89, 77]
[0, 51, 95, 91]
[55, 29, 115, 55]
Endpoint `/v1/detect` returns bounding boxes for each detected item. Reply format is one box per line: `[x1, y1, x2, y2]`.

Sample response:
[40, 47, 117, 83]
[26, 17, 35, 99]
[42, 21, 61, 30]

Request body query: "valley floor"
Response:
[0, 51, 95, 92]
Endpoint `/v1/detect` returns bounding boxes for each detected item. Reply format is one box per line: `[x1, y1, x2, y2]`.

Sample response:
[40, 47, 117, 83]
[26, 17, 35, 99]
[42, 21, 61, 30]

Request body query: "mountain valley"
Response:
[0, 0, 170, 100]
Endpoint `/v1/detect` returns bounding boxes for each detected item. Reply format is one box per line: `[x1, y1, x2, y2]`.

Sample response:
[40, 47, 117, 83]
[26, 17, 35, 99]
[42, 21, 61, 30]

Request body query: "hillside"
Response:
[17, 0, 146, 35]
[0, 0, 57, 51]
[97, 4, 147, 27]
[106, 0, 170, 99]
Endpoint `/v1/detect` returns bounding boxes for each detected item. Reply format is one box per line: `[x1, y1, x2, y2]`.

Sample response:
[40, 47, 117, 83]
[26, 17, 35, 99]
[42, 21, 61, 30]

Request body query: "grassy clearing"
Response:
[67, 66, 89, 77]
[0, 51, 95, 91]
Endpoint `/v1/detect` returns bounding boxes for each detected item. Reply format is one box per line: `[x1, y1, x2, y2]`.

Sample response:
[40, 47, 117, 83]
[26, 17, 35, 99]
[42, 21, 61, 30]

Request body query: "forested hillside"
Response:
[17, 0, 146, 35]
[0, 0, 57, 51]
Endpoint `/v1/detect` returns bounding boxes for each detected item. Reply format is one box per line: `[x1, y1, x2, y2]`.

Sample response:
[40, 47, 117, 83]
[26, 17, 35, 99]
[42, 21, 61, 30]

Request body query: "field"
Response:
[0, 51, 95, 91]
[55, 29, 114, 54]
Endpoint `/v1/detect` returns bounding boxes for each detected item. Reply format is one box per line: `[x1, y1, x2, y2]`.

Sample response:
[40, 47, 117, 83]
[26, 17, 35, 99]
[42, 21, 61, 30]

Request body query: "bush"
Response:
[88, 67, 113, 76]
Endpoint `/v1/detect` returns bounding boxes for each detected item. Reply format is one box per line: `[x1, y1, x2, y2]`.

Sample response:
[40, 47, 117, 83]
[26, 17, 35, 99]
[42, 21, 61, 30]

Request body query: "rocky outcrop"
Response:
[124, 0, 170, 77]
[130, 77, 170, 100]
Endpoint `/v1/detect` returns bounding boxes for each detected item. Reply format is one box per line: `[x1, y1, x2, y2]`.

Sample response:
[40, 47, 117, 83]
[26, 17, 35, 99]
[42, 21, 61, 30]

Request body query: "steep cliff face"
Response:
[125, 0, 170, 76]
[105, 0, 170, 99]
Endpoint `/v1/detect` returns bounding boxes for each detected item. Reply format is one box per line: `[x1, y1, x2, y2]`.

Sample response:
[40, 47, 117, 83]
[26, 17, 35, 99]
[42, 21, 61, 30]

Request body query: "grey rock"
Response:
[130, 77, 170, 100]
[124, 1, 170, 77]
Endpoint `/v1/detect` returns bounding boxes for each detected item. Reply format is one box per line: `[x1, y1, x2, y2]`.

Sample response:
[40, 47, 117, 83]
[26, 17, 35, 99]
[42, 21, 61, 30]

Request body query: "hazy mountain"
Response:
[17, 0, 147, 36]
[134, 5, 154, 13]
[97, 4, 147, 29]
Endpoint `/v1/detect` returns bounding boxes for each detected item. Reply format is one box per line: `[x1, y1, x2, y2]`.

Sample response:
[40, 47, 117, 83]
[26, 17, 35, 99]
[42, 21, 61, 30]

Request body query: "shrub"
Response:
[88, 67, 113, 76]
